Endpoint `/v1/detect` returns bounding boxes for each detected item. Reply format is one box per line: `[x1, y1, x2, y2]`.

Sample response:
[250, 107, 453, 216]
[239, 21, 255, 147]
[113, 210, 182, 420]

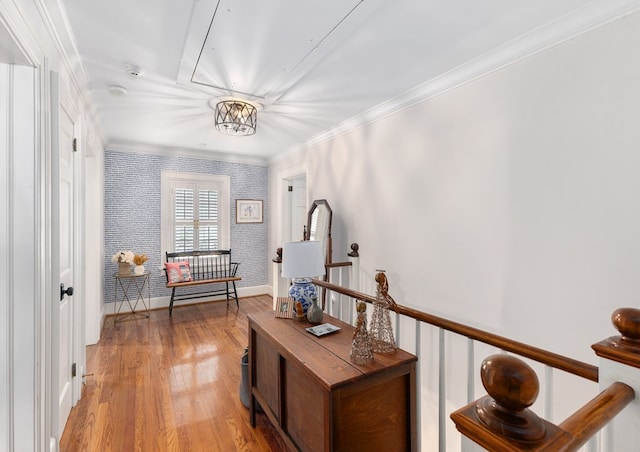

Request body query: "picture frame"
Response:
[236, 199, 263, 223]
[275, 297, 295, 319]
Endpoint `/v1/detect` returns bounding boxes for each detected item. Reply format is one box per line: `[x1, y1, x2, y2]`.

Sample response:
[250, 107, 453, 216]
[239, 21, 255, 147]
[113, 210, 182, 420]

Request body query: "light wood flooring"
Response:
[60, 295, 288, 451]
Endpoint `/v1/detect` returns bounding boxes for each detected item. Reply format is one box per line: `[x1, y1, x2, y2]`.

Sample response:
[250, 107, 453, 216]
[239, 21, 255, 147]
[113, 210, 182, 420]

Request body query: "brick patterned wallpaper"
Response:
[104, 150, 268, 303]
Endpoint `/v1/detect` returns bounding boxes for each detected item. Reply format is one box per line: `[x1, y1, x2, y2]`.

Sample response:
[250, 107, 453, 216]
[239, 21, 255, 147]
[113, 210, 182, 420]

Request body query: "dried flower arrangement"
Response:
[111, 250, 134, 264]
[133, 253, 149, 265]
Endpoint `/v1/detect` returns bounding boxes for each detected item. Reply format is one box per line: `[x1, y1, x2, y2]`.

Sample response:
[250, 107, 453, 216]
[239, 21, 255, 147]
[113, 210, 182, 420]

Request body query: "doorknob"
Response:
[60, 283, 74, 301]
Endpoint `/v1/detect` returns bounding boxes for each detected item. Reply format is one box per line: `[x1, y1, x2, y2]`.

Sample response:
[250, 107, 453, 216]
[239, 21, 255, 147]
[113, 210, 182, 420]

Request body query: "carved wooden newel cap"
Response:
[593, 307, 640, 369]
[476, 354, 546, 441]
[272, 247, 283, 263]
[612, 308, 640, 345]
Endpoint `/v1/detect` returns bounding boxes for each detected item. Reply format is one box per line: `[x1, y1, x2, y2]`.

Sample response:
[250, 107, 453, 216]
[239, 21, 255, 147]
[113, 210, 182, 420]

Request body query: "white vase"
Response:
[134, 264, 145, 275]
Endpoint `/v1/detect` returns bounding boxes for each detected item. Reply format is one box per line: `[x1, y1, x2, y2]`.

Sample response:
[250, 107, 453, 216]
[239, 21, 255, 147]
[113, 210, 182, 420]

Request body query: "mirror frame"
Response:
[305, 199, 333, 309]
[305, 199, 332, 265]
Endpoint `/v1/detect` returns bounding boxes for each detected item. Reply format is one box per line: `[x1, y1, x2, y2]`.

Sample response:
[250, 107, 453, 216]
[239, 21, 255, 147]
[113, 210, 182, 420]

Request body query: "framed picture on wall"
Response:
[236, 199, 263, 223]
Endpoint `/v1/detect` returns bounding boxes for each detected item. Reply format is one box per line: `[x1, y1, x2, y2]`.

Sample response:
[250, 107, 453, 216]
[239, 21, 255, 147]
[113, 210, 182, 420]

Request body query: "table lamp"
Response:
[281, 240, 326, 315]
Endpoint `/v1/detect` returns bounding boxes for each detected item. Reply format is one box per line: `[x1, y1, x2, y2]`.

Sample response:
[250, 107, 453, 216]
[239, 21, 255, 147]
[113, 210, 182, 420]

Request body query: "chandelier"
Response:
[214, 100, 257, 136]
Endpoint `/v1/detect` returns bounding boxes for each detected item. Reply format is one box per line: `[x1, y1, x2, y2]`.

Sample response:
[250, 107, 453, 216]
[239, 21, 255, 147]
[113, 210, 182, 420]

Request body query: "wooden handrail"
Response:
[311, 277, 599, 382]
[559, 381, 634, 450]
[311, 278, 376, 303]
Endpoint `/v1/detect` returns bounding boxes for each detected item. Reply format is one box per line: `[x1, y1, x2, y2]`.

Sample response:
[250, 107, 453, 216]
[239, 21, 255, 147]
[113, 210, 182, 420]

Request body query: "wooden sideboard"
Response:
[248, 311, 417, 451]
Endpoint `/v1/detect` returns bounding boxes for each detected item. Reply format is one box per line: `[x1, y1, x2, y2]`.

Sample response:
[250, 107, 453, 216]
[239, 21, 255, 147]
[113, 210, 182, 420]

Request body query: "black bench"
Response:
[164, 250, 241, 316]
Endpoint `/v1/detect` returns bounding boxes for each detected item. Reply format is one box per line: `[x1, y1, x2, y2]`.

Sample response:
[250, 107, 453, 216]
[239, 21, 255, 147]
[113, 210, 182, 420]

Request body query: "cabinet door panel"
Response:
[336, 374, 411, 451]
[285, 360, 325, 452]
[255, 338, 280, 419]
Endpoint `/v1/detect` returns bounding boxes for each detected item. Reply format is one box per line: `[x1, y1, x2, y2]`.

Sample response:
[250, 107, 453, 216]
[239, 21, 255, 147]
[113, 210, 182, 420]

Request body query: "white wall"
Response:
[269, 11, 640, 366]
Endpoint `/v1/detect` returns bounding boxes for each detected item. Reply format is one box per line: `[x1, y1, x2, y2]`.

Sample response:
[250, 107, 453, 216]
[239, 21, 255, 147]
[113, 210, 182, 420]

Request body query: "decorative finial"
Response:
[272, 247, 283, 263]
[475, 354, 545, 441]
[612, 308, 640, 344]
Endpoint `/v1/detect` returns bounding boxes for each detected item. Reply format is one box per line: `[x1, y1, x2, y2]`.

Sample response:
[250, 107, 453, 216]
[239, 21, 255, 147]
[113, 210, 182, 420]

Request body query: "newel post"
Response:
[271, 247, 288, 308]
[450, 355, 573, 451]
[592, 308, 640, 451]
[348, 243, 360, 292]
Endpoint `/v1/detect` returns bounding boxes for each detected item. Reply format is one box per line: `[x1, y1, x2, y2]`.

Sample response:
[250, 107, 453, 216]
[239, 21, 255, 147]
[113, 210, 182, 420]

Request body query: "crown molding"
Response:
[106, 141, 269, 167]
[34, 0, 107, 148]
[0, 0, 45, 65]
[275, 0, 640, 163]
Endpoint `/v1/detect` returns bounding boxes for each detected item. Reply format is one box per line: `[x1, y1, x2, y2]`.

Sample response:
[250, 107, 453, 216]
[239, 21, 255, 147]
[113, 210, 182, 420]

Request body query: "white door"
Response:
[283, 174, 307, 242]
[56, 79, 77, 438]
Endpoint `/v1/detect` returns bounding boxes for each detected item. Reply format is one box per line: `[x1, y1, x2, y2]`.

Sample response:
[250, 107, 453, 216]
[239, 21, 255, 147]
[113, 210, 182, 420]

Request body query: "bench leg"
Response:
[169, 287, 176, 317]
[232, 280, 239, 308]
[225, 281, 231, 307]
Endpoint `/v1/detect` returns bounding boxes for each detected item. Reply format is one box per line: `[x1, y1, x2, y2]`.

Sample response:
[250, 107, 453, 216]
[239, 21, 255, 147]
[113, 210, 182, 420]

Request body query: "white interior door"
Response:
[274, 170, 307, 303]
[286, 175, 307, 242]
[56, 87, 76, 438]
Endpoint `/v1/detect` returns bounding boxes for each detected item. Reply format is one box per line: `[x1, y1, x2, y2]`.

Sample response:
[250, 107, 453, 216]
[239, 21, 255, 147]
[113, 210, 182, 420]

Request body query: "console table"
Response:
[248, 311, 417, 451]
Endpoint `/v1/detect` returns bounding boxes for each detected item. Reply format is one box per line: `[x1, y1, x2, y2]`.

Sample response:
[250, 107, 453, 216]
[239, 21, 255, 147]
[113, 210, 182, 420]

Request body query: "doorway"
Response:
[285, 174, 307, 242]
[53, 72, 82, 439]
[273, 168, 308, 302]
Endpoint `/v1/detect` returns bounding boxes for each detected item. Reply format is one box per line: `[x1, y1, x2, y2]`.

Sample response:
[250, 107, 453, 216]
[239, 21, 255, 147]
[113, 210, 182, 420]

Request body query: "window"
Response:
[161, 172, 230, 256]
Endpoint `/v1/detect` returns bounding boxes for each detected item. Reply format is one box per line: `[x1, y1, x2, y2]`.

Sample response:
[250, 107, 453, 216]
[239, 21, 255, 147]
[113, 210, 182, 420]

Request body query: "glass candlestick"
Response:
[350, 301, 374, 365]
[370, 270, 397, 354]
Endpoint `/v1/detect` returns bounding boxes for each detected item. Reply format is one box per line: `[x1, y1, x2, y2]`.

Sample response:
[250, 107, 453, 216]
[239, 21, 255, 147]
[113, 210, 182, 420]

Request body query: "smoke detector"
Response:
[125, 64, 145, 78]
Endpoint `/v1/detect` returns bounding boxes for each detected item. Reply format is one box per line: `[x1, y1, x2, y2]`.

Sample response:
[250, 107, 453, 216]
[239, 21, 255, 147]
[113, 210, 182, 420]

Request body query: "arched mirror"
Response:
[306, 199, 332, 266]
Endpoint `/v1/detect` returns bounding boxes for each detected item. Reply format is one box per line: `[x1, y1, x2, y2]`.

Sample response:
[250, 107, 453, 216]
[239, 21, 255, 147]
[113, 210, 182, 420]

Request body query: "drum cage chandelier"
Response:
[214, 100, 257, 136]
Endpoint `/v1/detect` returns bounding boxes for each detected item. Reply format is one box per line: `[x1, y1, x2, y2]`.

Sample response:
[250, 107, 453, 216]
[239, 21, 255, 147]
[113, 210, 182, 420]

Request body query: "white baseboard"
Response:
[100, 284, 272, 319]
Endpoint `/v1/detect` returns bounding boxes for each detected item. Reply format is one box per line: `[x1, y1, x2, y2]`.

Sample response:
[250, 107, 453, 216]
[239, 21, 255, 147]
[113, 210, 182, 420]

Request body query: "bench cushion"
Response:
[166, 261, 192, 283]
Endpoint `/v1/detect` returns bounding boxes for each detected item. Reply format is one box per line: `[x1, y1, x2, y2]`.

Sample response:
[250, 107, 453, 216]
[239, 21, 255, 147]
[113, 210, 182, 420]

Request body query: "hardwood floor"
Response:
[60, 295, 288, 451]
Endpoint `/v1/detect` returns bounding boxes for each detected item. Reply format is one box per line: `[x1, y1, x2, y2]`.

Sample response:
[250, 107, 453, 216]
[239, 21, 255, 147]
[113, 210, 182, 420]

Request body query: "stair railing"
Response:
[293, 250, 638, 451]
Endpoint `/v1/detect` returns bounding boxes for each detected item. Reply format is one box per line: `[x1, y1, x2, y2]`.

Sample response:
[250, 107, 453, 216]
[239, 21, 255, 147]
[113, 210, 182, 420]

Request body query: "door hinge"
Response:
[72, 138, 78, 152]
[71, 362, 77, 378]
[288, 185, 293, 192]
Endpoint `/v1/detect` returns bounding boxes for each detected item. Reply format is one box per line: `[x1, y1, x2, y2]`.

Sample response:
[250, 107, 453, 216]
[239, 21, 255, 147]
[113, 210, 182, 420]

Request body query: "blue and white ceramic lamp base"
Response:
[288, 278, 317, 314]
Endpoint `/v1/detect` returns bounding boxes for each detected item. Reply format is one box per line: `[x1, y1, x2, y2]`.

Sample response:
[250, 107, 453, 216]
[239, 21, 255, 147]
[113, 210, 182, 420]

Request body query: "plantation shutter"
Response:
[171, 182, 221, 251]
[174, 187, 194, 252]
[198, 189, 219, 250]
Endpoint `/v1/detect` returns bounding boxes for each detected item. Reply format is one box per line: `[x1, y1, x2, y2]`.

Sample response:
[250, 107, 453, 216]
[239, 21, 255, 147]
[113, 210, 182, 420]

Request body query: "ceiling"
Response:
[56, 0, 635, 162]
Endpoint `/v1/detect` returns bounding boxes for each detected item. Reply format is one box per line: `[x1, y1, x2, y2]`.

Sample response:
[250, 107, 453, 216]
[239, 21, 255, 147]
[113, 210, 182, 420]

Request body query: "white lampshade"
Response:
[281, 241, 326, 278]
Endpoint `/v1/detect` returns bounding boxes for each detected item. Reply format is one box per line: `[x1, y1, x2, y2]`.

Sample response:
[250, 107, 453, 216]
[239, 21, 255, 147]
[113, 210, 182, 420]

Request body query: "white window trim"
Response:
[161, 171, 230, 259]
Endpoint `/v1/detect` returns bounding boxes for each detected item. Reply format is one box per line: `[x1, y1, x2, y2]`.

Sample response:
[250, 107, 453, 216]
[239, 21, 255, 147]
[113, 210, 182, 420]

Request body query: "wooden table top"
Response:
[248, 310, 417, 390]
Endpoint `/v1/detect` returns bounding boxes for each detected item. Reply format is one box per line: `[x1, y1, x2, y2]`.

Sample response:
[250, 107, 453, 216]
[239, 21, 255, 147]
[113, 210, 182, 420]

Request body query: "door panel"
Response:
[57, 98, 75, 437]
[290, 176, 307, 241]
